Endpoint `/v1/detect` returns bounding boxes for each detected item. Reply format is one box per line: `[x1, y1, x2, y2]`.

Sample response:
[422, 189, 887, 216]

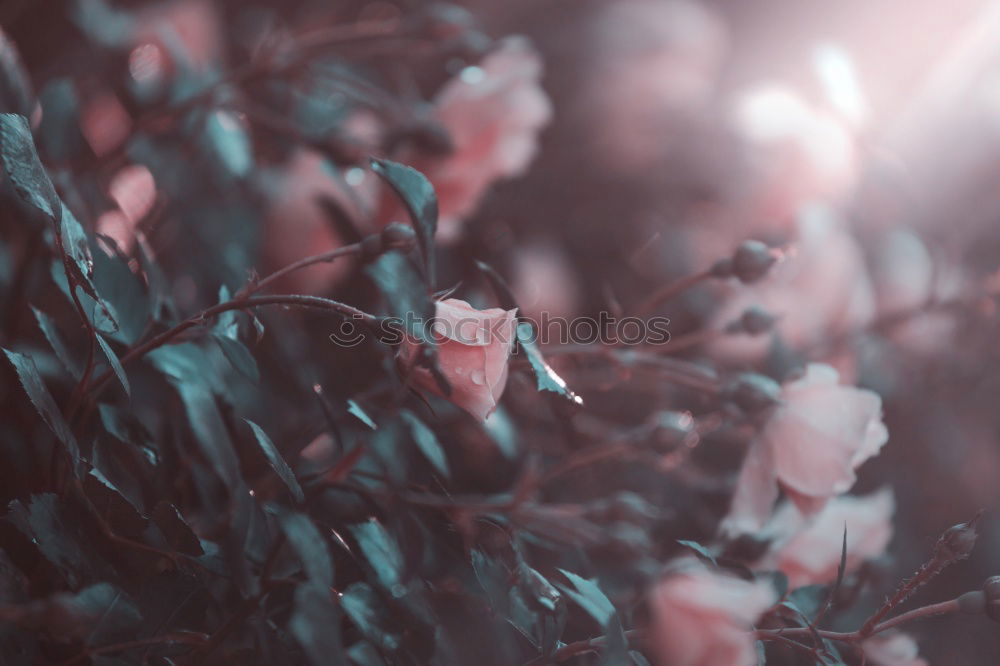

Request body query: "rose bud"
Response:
[732, 240, 777, 284]
[723, 305, 778, 335]
[723, 373, 782, 414]
[933, 512, 982, 564]
[400, 298, 518, 420]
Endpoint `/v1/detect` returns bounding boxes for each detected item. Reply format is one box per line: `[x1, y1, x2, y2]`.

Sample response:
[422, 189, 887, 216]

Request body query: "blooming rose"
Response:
[649, 562, 776, 666]
[400, 298, 518, 421]
[862, 632, 928, 666]
[380, 36, 552, 239]
[721, 363, 888, 535]
[755, 489, 894, 588]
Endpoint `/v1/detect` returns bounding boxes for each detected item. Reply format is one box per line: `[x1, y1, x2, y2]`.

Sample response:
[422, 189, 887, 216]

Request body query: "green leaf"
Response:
[516, 322, 581, 404]
[275, 507, 333, 589]
[556, 569, 627, 663]
[6, 494, 91, 586]
[370, 158, 438, 282]
[677, 540, 718, 567]
[150, 501, 204, 556]
[96, 335, 129, 397]
[32, 306, 83, 380]
[399, 410, 449, 478]
[212, 334, 259, 383]
[350, 520, 404, 593]
[366, 251, 434, 343]
[202, 110, 253, 178]
[787, 585, 826, 618]
[91, 247, 149, 344]
[367, 251, 449, 395]
[556, 569, 615, 627]
[2, 583, 141, 643]
[0, 113, 60, 221]
[289, 583, 347, 666]
[244, 419, 304, 503]
[3, 348, 79, 463]
[150, 347, 240, 486]
[347, 399, 377, 430]
[83, 468, 147, 541]
[341, 582, 401, 651]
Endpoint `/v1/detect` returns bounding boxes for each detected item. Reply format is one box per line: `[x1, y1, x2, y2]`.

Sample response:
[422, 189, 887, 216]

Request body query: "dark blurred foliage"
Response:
[1, 0, 1000, 665]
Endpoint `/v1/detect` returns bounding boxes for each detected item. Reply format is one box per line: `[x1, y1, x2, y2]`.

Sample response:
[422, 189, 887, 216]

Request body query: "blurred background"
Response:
[5, 0, 1000, 662]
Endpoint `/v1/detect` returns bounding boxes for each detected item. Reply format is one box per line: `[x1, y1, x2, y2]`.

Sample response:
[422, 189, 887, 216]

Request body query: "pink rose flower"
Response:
[400, 298, 518, 421]
[649, 562, 776, 666]
[380, 36, 552, 239]
[721, 363, 888, 535]
[862, 632, 929, 666]
[755, 489, 894, 588]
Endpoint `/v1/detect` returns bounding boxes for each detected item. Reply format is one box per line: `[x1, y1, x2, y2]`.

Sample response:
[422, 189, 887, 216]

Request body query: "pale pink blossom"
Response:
[80, 92, 132, 157]
[709, 206, 876, 364]
[649, 562, 776, 666]
[400, 298, 518, 421]
[381, 37, 551, 239]
[862, 632, 929, 666]
[721, 363, 888, 535]
[260, 147, 377, 294]
[581, 1, 728, 172]
[755, 489, 894, 588]
[510, 243, 581, 320]
[872, 230, 964, 354]
[134, 0, 222, 72]
[733, 84, 859, 224]
[95, 164, 158, 253]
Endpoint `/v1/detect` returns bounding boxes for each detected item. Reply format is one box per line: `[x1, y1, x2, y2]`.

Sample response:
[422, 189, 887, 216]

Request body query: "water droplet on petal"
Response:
[470, 370, 486, 385]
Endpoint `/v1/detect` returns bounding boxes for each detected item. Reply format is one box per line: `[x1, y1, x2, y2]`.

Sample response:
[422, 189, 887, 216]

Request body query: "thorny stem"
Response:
[519, 597, 964, 664]
[55, 632, 209, 665]
[523, 629, 646, 665]
[755, 597, 962, 644]
[629, 269, 713, 317]
[78, 295, 379, 416]
[858, 512, 980, 636]
[544, 346, 721, 394]
[237, 243, 363, 298]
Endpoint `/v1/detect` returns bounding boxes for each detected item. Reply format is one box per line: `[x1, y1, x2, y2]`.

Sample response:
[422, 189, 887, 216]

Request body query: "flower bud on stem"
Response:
[858, 512, 981, 636]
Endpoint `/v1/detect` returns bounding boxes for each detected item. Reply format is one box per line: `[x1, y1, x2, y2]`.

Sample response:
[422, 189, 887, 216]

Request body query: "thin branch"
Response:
[629, 269, 713, 317]
[80, 295, 379, 405]
[756, 597, 963, 644]
[237, 243, 363, 298]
